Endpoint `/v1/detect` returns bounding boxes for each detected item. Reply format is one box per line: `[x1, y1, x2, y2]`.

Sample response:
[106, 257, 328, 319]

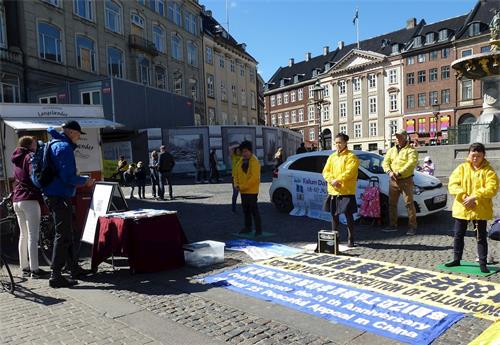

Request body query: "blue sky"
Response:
[200, 0, 478, 81]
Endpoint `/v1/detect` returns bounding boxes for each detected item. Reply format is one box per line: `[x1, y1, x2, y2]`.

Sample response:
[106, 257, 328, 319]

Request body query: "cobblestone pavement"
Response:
[1, 174, 498, 344]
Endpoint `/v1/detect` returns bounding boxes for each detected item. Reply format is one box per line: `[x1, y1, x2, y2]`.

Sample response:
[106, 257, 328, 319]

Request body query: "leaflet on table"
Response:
[105, 209, 177, 219]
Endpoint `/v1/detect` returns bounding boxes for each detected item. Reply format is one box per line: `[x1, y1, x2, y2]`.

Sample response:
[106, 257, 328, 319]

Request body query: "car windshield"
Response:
[356, 152, 385, 174]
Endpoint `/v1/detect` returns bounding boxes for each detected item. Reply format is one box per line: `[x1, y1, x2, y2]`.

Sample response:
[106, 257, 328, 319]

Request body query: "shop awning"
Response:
[2, 117, 123, 130]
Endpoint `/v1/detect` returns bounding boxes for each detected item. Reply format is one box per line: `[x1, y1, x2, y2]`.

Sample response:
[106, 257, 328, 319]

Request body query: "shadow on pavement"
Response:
[363, 242, 453, 251]
[13, 284, 66, 306]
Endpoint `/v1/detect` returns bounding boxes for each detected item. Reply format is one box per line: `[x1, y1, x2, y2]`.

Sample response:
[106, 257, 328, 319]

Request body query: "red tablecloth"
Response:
[91, 213, 187, 273]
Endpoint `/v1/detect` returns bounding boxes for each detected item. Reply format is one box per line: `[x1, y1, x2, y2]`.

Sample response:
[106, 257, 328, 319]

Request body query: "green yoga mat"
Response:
[233, 231, 276, 239]
[436, 261, 500, 277]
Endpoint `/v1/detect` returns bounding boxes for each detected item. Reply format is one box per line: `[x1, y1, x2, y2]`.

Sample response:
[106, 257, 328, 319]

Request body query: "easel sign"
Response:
[81, 182, 128, 244]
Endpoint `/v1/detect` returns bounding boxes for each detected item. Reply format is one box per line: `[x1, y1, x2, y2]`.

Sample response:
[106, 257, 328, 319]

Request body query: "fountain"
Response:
[451, 9, 500, 143]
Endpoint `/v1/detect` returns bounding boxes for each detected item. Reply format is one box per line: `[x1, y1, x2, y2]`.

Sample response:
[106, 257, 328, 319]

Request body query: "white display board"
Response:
[81, 182, 127, 244]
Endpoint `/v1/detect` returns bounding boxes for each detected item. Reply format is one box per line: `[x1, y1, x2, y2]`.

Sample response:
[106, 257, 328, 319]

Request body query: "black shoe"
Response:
[49, 276, 78, 288]
[239, 228, 252, 234]
[444, 260, 461, 267]
[480, 264, 490, 273]
[71, 267, 92, 279]
[31, 268, 50, 279]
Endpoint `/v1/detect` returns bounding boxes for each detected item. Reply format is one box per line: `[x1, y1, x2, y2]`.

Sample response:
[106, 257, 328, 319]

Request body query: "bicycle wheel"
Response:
[39, 216, 54, 266]
[0, 254, 15, 294]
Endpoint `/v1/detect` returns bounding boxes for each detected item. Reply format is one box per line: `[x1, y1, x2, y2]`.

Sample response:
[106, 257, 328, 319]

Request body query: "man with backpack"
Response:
[42, 121, 93, 288]
[158, 145, 175, 200]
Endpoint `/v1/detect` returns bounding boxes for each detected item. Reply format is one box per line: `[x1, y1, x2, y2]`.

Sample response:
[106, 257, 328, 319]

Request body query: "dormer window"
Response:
[438, 29, 448, 41]
[425, 32, 435, 44]
[280, 79, 285, 87]
[312, 69, 317, 77]
[391, 44, 400, 54]
[324, 62, 330, 70]
[468, 22, 481, 37]
[293, 75, 299, 83]
[413, 36, 422, 47]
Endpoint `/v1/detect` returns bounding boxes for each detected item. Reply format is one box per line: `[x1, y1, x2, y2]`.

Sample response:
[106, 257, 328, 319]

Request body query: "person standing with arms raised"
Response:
[382, 130, 419, 235]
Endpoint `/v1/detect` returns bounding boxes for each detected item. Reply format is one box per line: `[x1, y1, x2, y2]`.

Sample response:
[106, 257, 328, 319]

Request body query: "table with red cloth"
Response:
[91, 212, 188, 273]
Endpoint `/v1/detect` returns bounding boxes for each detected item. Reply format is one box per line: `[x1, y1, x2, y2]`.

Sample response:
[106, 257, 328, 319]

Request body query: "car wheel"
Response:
[273, 188, 293, 213]
[380, 194, 390, 225]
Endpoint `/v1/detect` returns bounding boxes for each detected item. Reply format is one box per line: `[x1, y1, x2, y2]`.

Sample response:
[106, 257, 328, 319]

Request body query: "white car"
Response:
[269, 150, 447, 220]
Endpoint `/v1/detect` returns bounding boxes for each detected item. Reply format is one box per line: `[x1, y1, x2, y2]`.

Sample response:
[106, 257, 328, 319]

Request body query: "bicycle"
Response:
[0, 195, 15, 293]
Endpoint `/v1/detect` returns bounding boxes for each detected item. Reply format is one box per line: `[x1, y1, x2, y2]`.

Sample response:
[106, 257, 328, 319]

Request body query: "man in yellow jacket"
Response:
[446, 143, 498, 273]
[382, 130, 418, 235]
[234, 141, 262, 235]
[322, 133, 359, 247]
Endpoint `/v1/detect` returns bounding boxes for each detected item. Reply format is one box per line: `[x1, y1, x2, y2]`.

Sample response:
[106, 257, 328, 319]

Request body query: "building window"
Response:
[284, 112, 289, 124]
[298, 108, 304, 122]
[438, 29, 448, 41]
[481, 46, 490, 53]
[417, 53, 426, 63]
[251, 91, 256, 109]
[240, 65, 245, 77]
[414, 36, 422, 47]
[429, 91, 438, 105]
[441, 89, 450, 104]
[228, 59, 235, 72]
[468, 22, 481, 37]
[167, 1, 182, 26]
[270, 95, 275, 107]
[339, 102, 347, 118]
[290, 91, 296, 102]
[323, 85, 330, 98]
[205, 47, 213, 64]
[389, 93, 397, 111]
[368, 74, 376, 88]
[407, 56, 414, 65]
[137, 56, 150, 85]
[461, 49, 472, 57]
[418, 118, 426, 133]
[131, 12, 145, 32]
[155, 66, 167, 89]
[0, 74, 20, 103]
[0, 7, 5, 48]
[354, 123, 361, 138]
[39, 95, 57, 104]
[278, 113, 283, 125]
[407, 95, 415, 109]
[38, 22, 63, 63]
[171, 34, 183, 60]
[231, 85, 237, 104]
[406, 72, 414, 85]
[354, 99, 361, 116]
[339, 124, 347, 134]
[418, 93, 426, 107]
[308, 105, 315, 120]
[271, 114, 276, 126]
[184, 10, 198, 35]
[389, 69, 397, 84]
[308, 85, 314, 98]
[208, 108, 216, 125]
[441, 66, 450, 79]
[429, 50, 438, 60]
[250, 68, 255, 80]
[418, 70, 426, 83]
[152, 25, 166, 53]
[368, 143, 378, 151]
[369, 122, 377, 137]
[369, 97, 377, 114]
[220, 80, 227, 101]
[105, 0, 122, 34]
[298, 88, 304, 100]
[338, 80, 346, 94]
[441, 47, 450, 59]
[221, 112, 228, 125]
[174, 74, 183, 95]
[276, 94, 282, 105]
[322, 106, 330, 121]
[425, 32, 434, 44]
[207, 74, 214, 98]
[81, 90, 101, 105]
[76, 35, 96, 72]
[150, 0, 165, 16]
[291, 110, 296, 123]
[462, 79, 472, 100]
[283, 92, 289, 104]
[187, 41, 198, 66]
[391, 44, 400, 54]
[74, 0, 93, 21]
[353, 77, 361, 91]
[108, 47, 125, 78]
[390, 120, 398, 135]
[241, 89, 246, 106]
[219, 55, 225, 68]
[429, 68, 438, 81]
[309, 128, 315, 141]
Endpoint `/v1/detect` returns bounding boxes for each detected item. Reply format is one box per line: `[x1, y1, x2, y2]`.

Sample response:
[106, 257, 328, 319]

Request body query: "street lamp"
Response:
[431, 101, 440, 145]
[311, 80, 326, 150]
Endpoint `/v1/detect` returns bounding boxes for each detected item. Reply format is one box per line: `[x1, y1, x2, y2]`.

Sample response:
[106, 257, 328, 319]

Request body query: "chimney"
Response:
[338, 40, 344, 49]
[406, 18, 416, 29]
[305, 52, 311, 61]
[288, 58, 294, 67]
[323, 46, 329, 55]
[206, 10, 212, 17]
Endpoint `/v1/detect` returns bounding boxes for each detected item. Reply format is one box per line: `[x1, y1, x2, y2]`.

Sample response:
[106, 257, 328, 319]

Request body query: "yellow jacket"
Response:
[448, 159, 498, 220]
[234, 155, 261, 194]
[322, 150, 359, 195]
[231, 153, 241, 177]
[382, 144, 418, 179]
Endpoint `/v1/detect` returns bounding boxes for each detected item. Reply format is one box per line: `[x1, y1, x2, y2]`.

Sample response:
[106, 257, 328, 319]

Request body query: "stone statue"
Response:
[490, 9, 500, 41]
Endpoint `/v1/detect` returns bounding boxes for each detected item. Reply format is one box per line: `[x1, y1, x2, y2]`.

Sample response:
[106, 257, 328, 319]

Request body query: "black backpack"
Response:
[30, 140, 59, 189]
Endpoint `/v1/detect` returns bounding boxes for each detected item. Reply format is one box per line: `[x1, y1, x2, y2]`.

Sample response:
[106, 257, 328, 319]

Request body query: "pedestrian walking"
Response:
[135, 161, 147, 199]
[11, 136, 48, 278]
[234, 141, 262, 236]
[231, 146, 241, 212]
[296, 143, 307, 154]
[322, 133, 359, 247]
[273, 147, 284, 169]
[149, 150, 159, 198]
[123, 163, 136, 199]
[43, 121, 93, 288]
[209, 149, 220, 183]
[446, 143, 498, 273]
[382, 130, 419, 235]
[110, 155, 127, 185]
[195, 149, 207, 184]
[158, 145, 175, 200]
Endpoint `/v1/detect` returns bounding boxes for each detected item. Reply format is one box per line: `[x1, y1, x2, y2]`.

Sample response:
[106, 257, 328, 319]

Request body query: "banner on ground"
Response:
[205, 264, 463, 345]
[469, 319, 500, 345]
[260, 253, 500, 321]
[225, 240, 303, 260]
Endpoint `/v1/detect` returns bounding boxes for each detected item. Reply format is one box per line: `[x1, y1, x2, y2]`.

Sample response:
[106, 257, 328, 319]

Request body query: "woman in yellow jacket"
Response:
[234, 140, 262, 235]
[322, 133, 360, 247]
[446, 143, 498, 273]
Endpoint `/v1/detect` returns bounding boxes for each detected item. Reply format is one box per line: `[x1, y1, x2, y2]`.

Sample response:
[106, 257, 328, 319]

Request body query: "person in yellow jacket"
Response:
[382, 130, 419, 235]
[234, 141, 262, 235]
[322, 133, 359, 247]
[446, 142, 498, 273]
[230, 146, 241, 213]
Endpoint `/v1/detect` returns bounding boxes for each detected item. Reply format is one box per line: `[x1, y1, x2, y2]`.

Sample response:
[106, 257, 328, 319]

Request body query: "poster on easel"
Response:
[81, 182, 128, 244]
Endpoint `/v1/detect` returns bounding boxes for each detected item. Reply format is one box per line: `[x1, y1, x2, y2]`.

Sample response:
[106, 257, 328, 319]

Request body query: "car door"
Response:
[287, 155, 329, 209]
